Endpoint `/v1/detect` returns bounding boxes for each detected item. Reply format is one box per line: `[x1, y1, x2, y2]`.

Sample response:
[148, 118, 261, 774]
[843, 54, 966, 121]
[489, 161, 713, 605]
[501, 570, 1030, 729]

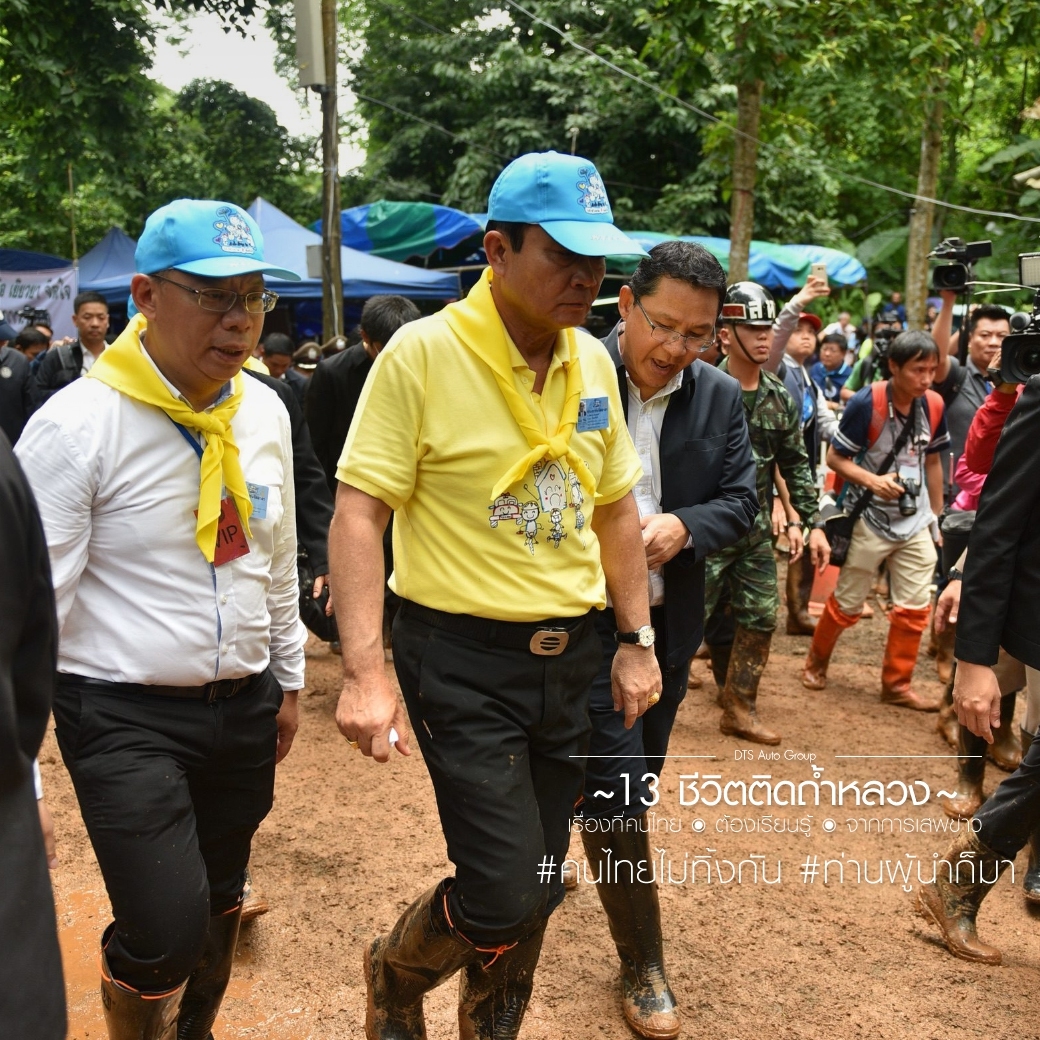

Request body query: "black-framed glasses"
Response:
[635, 298, 716, 353]
[151, 273, 279, 314]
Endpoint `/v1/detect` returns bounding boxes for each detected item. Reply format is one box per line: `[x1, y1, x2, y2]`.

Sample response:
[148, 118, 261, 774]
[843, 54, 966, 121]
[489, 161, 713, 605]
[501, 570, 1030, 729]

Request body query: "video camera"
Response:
[14, 305, 52, 328]
[999, 253, 1040, 383]
[928, 237, 992, 292]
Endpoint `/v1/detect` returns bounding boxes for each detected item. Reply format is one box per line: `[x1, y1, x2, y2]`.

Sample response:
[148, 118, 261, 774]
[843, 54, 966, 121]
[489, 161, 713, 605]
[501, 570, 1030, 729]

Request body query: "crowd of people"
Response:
[2, 151, 1038, 1040]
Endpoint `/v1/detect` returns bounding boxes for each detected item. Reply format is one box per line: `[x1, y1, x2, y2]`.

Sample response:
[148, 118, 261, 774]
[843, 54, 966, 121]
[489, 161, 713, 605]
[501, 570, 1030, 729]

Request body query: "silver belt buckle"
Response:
[529, 628, 569, 656]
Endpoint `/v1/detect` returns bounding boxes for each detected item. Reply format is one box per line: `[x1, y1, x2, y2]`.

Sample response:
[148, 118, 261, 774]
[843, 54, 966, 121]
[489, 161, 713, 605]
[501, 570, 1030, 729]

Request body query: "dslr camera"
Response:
[928, 237, 992, 292]
[1000, 252, 1040, 384]
[895, 477, 919, 517]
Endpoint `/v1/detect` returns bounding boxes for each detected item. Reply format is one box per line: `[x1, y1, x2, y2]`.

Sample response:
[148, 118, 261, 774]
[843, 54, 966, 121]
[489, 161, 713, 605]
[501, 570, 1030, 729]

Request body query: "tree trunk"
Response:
[904, 93, 944, 330]
[728, 78, 763, 283]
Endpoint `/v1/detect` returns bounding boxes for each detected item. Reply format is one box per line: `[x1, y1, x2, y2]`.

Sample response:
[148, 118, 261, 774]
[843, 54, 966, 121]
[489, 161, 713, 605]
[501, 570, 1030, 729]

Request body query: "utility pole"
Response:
[319, 0, 343, 340]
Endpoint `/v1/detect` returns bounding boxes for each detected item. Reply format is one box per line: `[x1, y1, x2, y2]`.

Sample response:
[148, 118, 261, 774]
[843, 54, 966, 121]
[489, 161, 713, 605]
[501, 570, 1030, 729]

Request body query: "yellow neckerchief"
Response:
[443, 268, 594, 500]
[87, 312, 252, 563]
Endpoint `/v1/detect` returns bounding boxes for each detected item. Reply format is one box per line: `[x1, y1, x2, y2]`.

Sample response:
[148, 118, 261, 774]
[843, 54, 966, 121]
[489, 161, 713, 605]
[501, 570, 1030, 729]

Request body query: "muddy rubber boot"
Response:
[1019, 728, 1040, 904]
[988, 692, 1022, 772]
[719, 626, 781, 746]
[706, 642, 732, 707]
[938, 721, 986, 821]
[935, 672, 959, 748]
[365, 880, 476, 1040]
[239, 867, 269, 922]
[785, 556, 817, 636]
[457, 922, 546, 1040]
[801, 595, 860, 691]
[880, 606, 941, 711]
[935, 620, 956, 685]
[916, 829, 1011, 964]
[581, 817, 680, 1040]
[177, 906, 242, 1040]
[101, 937, 185, 1040]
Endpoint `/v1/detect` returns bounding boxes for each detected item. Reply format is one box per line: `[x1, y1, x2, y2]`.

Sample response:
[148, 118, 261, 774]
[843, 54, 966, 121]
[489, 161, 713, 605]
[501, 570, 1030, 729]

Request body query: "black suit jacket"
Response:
[0, 346, 35, 444]
[305, 343, 374, 496]
[604, 325, 758, 667]
[956, 375, 1040, 670]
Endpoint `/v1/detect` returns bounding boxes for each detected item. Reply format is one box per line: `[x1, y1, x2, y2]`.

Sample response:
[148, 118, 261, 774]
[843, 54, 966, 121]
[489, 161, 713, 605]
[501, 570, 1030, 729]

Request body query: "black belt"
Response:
[398, 601, 591, 656]
[58, 671, 264, 704]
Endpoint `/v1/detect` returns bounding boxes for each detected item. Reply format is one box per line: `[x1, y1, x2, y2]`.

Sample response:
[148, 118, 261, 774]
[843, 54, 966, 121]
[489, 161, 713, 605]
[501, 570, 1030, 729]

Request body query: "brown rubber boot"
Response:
[934, 621, 956, 685]
[935, 673, 959, 748]
[239, 867, 269, 922]
[100, 934, 185, 1040]
[880, 606, 941, 711]
[988, 692, 1022, 772]
[365, 880, 476, 1040]
[801, 595, 860, 691]
[1020, 728, 1040, 904]
[457, 922, 547, 1040]
[719, 626, 781, 746]
[707, 642, 732, 707]
[938, 720, 986, 821]
[581, 817, 681, 1039]
[916, 829, 1012, 964]
[785, 556, 817, 636]
[177, 906, 242, 1040]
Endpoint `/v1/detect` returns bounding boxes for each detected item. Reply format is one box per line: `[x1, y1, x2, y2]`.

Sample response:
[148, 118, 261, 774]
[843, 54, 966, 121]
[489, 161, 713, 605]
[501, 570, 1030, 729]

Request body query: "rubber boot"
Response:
[880, 606, 941, 711]
[177, 906, 242, 1040]
[239, 867, 269, 922]
[719, 626, 781, 746]
[988, 692, 1022, 772]
[801, 595, 860, 691]
[365, 880, 476, 1040]
[935, 621, 956, 685]
[707, 642, 731, 707]
[100, 934, 185, 1040]
[916, 828, 1012, 963]
[938, 720, 986, 821]
[785, 556, 817, 636]
[457, 922, 546, 1040]
[581, 817, 680, 1040]
[1020, 728, 1040, 904]
[935, 671, 959, 749]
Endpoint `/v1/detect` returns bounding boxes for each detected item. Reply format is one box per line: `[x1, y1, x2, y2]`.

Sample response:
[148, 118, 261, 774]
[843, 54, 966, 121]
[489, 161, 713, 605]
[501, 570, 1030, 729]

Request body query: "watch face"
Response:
[637, 626, 656, 648]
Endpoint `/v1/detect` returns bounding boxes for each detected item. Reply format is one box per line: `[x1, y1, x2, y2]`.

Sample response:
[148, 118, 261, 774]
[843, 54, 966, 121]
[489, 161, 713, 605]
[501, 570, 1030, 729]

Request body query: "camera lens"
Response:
[1022, 345, 1040, 376]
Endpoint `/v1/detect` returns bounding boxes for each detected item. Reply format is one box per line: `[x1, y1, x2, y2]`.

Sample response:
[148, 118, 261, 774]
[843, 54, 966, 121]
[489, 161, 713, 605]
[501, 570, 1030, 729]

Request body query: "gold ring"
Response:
[347, 739, 360, 749]
[647, 691, 661, 707]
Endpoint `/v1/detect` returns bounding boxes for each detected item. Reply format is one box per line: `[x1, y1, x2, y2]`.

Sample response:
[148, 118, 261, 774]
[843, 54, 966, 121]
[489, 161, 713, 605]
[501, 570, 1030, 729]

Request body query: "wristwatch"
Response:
[947, 568, 963, 582]
[615, 625, 656, 648]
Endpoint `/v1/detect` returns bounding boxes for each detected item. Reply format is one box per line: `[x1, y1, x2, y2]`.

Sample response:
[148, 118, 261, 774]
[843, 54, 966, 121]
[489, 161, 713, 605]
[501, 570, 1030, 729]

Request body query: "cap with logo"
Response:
[487, 151, 648, 259]
[721, 282, 777, 326]
[135, 199, 301, 281]
[293, 342, 322, 370]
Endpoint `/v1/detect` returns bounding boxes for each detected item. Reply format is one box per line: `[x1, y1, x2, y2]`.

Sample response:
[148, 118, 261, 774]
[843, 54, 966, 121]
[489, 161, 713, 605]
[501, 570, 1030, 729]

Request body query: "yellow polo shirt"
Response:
[337, 308, 641, 621]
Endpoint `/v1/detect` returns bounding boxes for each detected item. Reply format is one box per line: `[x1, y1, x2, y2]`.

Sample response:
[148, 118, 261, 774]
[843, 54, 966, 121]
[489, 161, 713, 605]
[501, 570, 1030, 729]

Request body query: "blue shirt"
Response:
[810, 361, 851, 402]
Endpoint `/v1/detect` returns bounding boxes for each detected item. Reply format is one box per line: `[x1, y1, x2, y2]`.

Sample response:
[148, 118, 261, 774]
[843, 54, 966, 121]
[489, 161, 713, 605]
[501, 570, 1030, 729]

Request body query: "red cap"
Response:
[798, 312, 822, 332]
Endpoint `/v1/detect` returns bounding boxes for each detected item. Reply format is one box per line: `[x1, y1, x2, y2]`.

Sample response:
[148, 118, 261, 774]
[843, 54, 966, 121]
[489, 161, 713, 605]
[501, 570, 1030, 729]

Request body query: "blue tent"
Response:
[78, 227, 138, 304]
[781, 244, 867, 286]
[249, 198, 460, 299]
[0, 249, 70, 271]
[318, 201, 484, 261]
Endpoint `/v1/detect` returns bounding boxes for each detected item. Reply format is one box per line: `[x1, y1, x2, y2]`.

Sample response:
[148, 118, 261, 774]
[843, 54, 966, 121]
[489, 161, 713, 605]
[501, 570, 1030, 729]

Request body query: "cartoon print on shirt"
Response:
[533, 460, 568, 512]
[548, 508, 567, 549]
[569, 469, 587, 547]
[516, 501, 542, 554]
[488, 493, 521, 529]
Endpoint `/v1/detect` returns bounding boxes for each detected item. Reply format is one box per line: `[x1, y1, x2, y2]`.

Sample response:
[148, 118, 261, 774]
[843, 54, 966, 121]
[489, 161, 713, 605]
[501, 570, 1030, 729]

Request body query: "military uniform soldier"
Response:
[704, 282, 828, 744]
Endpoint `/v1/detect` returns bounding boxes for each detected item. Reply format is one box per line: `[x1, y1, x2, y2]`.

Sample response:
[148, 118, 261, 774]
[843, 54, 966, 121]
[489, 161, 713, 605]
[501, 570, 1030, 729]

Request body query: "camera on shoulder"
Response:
[1000, 252, 1040, 384]
[928, 237, 992, 293]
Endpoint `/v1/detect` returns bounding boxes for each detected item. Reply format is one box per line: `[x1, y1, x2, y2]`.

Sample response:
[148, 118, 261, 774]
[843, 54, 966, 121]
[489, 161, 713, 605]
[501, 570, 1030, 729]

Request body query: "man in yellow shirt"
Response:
[330, 151, 661, 1039]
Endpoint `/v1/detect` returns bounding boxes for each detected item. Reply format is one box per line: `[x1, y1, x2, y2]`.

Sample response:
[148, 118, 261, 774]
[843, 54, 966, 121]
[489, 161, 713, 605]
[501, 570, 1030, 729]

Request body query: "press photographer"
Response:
[839, 309, 902, 401]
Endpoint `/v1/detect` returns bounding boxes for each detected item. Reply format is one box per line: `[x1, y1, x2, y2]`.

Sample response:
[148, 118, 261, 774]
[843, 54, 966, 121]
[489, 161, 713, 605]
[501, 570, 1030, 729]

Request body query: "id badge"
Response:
[246, 482, 269, 521]
[577, 396, 609, 432]
[197, 496, 251, 566]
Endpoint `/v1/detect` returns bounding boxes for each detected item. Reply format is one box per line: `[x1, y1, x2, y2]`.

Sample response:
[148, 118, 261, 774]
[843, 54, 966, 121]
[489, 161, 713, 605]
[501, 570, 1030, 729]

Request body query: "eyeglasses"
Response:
[151, 273, 279, 314]
[635, 298, 716, 353]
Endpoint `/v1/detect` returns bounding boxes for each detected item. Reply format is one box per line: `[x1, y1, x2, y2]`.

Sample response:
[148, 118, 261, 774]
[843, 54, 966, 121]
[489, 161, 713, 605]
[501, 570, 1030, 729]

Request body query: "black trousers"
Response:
[581, 607, 691, 820]
[392, 603, 601, 946]
[52, 670, 282, 992]
[975, 724, 1040, 858]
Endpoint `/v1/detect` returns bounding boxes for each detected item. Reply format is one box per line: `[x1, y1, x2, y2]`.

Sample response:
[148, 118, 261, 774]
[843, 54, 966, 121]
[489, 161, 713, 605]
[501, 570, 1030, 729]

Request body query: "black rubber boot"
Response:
[457, 922, 546, 1040]
[938, 717, 987, 820]
[100, 931, 185, 1040]
[1020, 728, 1040, 904]
[176, 906, 242, 1040]
[581, 815, 680, 1040]
[365, 880, 476, 1040]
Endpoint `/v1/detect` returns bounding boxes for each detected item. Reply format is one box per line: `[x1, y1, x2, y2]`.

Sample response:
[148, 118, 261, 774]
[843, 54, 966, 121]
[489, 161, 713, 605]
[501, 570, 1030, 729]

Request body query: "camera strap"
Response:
[843, 392, 919, 523]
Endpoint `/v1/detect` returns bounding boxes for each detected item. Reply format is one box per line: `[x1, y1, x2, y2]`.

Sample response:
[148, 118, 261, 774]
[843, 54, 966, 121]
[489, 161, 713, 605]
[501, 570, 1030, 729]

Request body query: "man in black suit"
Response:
[0, 432, 66, 1039]
[259, 332, 308, 408]
[0, 313, 34, 444]
[577, 242, 758, 1038]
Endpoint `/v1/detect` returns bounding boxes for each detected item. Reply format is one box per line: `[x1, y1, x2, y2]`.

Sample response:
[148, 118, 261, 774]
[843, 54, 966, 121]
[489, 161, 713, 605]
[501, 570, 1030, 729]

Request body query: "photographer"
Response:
[839, 309, 902, 402]
[802, 331, 948, 711]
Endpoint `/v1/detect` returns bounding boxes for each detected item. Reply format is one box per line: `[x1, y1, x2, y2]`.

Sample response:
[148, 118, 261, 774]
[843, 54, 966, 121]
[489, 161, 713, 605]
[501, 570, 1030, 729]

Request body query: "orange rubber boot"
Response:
[801, 595, 860, 690]
[881, 606, 941, 711]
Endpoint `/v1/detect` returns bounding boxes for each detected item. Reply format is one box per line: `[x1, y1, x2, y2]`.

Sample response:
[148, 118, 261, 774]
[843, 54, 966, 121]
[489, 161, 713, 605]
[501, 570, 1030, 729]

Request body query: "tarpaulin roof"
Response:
[250, 198, 460, 299]
[317, 201, 484, 262]
[78, 228, 138, 302]
[0, 249, 71, 271]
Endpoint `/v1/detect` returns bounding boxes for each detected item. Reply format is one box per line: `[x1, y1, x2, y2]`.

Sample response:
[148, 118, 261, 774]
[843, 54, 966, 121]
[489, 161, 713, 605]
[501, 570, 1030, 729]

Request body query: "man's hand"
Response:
[792, 274, 831, 309]
[313, 573, 328, 598]
[870, 473, 904, 501]
[953, 661, 1002, 743]
[38, 799, 57, 870]
[275, 690, 300, 764]
[808, 527, 831, 572]
[771, 497, 788, 537]
[336, 670, 412, 762]
[611, 644, 663, 730]
[641, 513, 690, 569]
[787, 524, 805, 562]
[934, 579, 961, 633]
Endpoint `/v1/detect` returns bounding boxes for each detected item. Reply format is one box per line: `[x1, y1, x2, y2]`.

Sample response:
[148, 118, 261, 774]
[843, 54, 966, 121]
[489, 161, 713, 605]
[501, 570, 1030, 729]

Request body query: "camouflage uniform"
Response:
[704, 360, 819, 634]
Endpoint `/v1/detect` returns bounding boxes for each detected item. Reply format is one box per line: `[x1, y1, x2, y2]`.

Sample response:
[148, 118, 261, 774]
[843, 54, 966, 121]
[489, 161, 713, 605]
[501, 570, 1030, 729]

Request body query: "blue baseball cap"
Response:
[135, 199, 302, 281]
[487, 152, 648, 259]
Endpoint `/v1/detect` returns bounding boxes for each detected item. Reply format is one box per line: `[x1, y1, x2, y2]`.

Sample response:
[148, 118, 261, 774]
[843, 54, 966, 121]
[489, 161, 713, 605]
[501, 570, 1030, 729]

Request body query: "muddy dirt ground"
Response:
[46, 563, 1040, 1040]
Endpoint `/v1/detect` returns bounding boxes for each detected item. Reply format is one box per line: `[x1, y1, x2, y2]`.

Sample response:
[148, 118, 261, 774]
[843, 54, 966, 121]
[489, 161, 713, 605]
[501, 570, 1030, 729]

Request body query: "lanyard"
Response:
[170, 418, 204, 461]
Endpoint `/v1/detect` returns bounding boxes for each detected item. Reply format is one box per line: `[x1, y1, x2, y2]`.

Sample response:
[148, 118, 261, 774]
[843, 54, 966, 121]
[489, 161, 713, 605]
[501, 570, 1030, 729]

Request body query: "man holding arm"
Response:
[330, 152, 660, 1040]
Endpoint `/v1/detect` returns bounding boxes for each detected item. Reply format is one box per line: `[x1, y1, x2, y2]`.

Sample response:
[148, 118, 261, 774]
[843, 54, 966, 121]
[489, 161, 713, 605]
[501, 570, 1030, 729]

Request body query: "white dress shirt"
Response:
[626, 370, 688, 606]
[16, 344, 306, 690]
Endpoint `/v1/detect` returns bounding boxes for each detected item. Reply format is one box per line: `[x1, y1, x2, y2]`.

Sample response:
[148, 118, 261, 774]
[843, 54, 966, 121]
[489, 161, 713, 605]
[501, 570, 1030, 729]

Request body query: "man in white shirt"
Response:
[16, 199, 306, 1040]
